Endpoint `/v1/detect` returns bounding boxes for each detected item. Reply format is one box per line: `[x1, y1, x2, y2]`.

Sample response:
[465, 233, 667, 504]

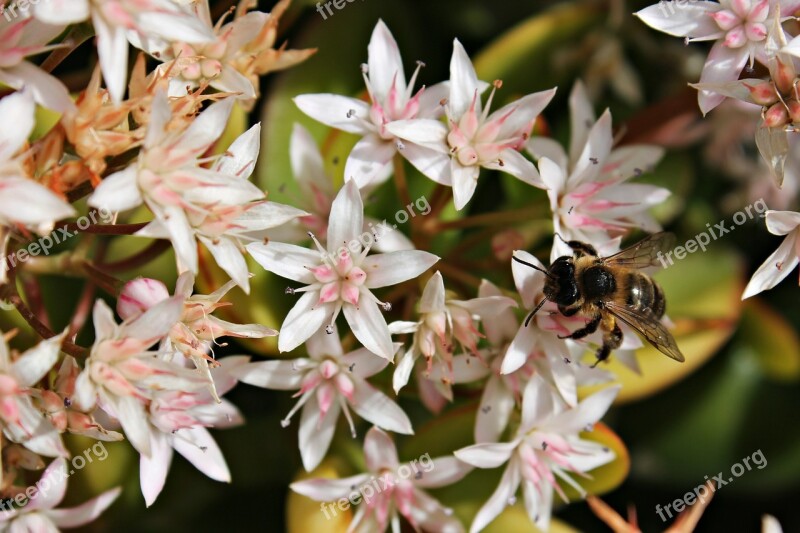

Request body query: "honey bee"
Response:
[512, 233, 684, 365]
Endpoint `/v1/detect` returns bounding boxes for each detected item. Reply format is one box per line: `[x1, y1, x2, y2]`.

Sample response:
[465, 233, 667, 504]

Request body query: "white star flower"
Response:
[386, 39, 555, 210]
[527, 82, 668, 262]
[635, 0, 800, 114]
[232, 325, 410, 471]
[294, 20, 448, 188]
[247, 180, 439, 359]
[455, 376, 619, 533]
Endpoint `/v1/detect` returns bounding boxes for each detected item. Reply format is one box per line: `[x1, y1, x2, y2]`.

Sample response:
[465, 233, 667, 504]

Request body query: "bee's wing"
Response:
[603, 232, 676, 270]
[604, 301, 685, 362]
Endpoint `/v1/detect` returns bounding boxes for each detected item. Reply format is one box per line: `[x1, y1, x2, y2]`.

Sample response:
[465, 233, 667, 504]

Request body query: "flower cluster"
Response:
[3, 0, 789, 530]
[636, 0, 800, 300]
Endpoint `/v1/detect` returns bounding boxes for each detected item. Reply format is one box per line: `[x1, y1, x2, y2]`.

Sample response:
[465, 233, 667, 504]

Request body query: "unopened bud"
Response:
[117, 278, 170, 320]
[763, 102, 790, 128]
[744, 81, 778, 106]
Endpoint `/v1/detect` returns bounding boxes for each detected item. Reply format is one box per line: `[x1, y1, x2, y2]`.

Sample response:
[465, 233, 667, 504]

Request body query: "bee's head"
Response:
[544, 256, 579, 305]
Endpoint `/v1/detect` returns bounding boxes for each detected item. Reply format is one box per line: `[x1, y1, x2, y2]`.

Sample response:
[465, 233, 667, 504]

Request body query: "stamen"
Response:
[405, 60, 426, 100]
[339, 396, 357, 438]
[481, 79, 503, 122]
[281, 388, 314, 427]
[307, 231, 327, 256]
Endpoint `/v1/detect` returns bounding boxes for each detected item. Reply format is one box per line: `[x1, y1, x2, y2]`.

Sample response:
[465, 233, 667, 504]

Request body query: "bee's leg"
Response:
[558, 312, 601, 340]
[592, 316, 623, 367]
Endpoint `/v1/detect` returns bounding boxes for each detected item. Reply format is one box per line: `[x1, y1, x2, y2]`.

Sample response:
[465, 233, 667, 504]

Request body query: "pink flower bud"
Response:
[744, 81, 778, 106]
[763, 103, 790, 128]
[117, 278, 170, 320]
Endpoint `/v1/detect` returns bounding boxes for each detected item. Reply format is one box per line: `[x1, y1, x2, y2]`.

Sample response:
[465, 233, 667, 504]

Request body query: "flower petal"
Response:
[327, 179, 363, 253]
[364, 426, 399, 471]
[246, 241, 319, 284]
[298, 398, 340, 471]
[47, 487, 122, 528]
[278, 293, 333, 353]
[367, 20, 406, 103]
[343, 297, 394, 360]
[449, 39, 481, 119]
[230, 359, 307, 390]
[362, 250, 439, 289]
[454, 441, 517, 469]
[344, 134, 396, 188]
[469, 459, 521, 533]
[351, 379, 413, 434]
[173, 427, 231, 482]
[742, 232, 799, 298]
[293, 94, 372, 135]
[139, 430, 173, 507]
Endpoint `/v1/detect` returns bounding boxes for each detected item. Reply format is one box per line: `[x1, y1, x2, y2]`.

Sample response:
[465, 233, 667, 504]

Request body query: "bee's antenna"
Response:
[554, 232, 569, 245]
[512, 255, 553, 278]
[524, 297, 548, 327]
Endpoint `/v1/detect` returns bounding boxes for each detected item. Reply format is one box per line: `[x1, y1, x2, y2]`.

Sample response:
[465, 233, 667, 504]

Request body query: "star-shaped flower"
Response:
[527, 82, 668, 261]
[294, 20, 448, 188]
[390, 271, 516, 412]
[386, 39, 556, 210]
[139, 356, 248, 506]
[291, 426, 471, 532]
[232, 325, 410, 471]
[247, 180, 439, 359]
[635, 0, 800, 113]
[455, 376, 619, 533]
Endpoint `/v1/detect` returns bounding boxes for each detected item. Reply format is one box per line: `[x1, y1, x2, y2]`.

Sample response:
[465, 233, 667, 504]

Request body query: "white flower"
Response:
[0, 457, 120, 530]
[294, 20, 448, 188]
[74, 299, 207, 457]
[117, 272, 277, 401]
[635, 0, 800, 114]
[139, 356, 248, 507]
[455, 376, 619, 533]
[527, 82, 668, 261]
[0, 17, 74, 111]
[291, 426, 471, 533]
[232, 325, 410, 471]
[0, 91, 76, 282]
[33, 0, 214, 102]
[247, 180, 439, 359]
[742, 210, 800, 298]
[386, 39, 555, 210]
[390, 272, 516, 411]
[88, 93, 280, 289]
[0, 332, 67, 457]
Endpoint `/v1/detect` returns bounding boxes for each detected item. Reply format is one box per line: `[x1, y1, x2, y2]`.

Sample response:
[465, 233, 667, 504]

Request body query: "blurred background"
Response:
[27, 0, 800, 531]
